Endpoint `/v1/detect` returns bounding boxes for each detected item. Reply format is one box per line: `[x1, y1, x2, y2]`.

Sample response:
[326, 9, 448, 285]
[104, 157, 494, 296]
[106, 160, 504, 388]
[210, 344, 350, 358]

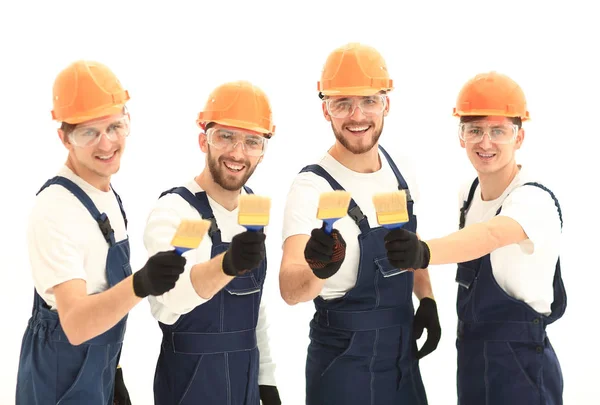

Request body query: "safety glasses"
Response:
[458, 121, 518, 144]
[68, 114, 130, 148]
[325, 95, 387, 119]
[206, 127, 268, 157]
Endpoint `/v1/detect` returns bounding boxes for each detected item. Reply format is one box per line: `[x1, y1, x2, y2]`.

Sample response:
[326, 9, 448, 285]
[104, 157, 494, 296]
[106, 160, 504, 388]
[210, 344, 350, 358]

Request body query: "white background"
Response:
[1, 1, 598, 404]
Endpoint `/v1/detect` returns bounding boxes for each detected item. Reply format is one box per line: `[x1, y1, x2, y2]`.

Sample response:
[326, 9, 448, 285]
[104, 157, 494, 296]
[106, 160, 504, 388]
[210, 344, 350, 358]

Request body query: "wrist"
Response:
[132, 271, 148, 298]
[221, 250, 238, 276]
[420, 240, 431, 268]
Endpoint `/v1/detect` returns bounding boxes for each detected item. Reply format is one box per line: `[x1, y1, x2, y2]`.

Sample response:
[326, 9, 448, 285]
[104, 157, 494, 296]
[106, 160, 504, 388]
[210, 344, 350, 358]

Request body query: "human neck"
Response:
[195, 168, 240, 211]
[478, 161, 521, 201]
[66, 156, 111, 192]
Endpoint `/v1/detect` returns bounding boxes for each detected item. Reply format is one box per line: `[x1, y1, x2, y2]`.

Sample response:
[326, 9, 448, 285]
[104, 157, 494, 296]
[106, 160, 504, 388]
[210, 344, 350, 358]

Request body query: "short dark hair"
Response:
[459, 115, 522, 129]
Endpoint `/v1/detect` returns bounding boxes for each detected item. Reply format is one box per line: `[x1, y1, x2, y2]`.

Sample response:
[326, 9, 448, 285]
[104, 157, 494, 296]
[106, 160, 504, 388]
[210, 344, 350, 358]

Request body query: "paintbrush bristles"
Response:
[317, 190, 352, 219]
[171, 219, 212, 248]
[372, 191, 409, 225]
[238, 194, 271, 226]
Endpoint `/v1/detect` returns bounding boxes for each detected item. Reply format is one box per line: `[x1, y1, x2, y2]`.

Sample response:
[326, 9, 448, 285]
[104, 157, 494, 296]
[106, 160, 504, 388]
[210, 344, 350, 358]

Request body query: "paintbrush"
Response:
[238, 194, 271, 231]
[317, 190, 352, 234]
[171, 219, 212, 255]
[372, 190, 409, 230]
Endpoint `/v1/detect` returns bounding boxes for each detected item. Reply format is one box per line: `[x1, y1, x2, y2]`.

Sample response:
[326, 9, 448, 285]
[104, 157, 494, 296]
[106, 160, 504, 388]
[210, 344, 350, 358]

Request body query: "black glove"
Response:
[384, 228, 430, 270]
[222, 231, 266, 276]
[259, 385, 281, 405]
[113, 366, 131, 405]
[304, 224, 346, 279]
[133, 250, 186, 298]
[413, 297, 441, 360]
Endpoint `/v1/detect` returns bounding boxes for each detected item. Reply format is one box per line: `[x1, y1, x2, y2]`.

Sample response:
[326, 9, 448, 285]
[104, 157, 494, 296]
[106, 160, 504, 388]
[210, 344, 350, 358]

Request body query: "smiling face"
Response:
[58, 113, 129, 188]
[322, 94, 389, 155]
[459, 116, 524, 175]
[199, 124, 266, 191]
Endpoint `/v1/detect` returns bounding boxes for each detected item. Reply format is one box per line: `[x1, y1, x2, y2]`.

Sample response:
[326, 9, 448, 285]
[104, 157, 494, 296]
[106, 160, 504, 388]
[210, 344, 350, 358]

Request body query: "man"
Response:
[16, 60, 186, 405]
[143, 80, 281, 405]
[279, 42, 441, 405]
[384, 71, 566, 404]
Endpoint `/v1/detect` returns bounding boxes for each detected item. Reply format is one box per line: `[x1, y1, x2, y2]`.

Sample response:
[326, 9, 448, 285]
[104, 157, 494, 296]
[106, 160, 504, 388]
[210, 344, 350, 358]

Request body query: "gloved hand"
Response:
[113, 366, 131, 405]
[384, 228, 430, 270]
[413, 297, 441, 359]
[304, 224, 346, 279]
[259, 385, 282, 405]
[222, 231, 266, 276]
[133, 251, 186, 298]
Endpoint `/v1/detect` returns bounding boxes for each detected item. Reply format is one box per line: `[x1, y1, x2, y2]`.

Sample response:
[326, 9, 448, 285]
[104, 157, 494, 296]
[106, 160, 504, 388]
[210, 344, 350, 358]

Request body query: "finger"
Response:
[311, 228, 335, 246]
[306, 241, 334, 256]
[386, 251, 411, 263]
[239, 242, 267, 254]
[384, 240, 411, 252]
[384, 228, 411, 243]
[164, 265, 185, 275]
[305, 251, 333, 263]
[239, 231, 266, 243]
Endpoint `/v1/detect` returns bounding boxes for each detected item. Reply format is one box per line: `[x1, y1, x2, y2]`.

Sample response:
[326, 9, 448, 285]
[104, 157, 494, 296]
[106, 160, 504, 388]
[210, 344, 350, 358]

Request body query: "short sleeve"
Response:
[499, 185, 561, 254]
[281, 174, 323, 244]
[27, 199, 86, 295]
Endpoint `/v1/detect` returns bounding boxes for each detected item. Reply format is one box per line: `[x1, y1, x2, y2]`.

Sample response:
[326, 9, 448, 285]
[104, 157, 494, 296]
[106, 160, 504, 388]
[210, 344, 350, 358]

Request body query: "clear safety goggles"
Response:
[68, 114, 131, 148]
[325, 95, 387, 119]
[458, 121, 518, 144]
[206, 127, 268, 157]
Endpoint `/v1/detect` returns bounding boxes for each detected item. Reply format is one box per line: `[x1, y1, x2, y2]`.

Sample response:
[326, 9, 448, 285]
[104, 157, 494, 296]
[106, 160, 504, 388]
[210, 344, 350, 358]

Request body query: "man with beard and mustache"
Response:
[382, 72, 567, 405]
[279, 42, 440, 405]
[142, 81, 281, 405]
[16, 60, 186, 405]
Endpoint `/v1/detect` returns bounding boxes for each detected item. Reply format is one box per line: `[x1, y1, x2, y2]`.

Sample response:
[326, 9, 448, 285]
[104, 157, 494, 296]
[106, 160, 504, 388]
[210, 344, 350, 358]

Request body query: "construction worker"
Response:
[279, 42, 441, 405]
[15, 60, 186, 405]
[383, 71, 566, 404]
[143, 81, 281, 405]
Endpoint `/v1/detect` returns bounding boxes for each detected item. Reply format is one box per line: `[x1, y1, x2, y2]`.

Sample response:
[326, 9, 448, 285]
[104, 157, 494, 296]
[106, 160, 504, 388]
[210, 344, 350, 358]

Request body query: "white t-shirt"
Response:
[282, 147, 420, 300]
[459, 166, 562, 316]
[143, 179, 276, 386]
[27, 165, 128, 310]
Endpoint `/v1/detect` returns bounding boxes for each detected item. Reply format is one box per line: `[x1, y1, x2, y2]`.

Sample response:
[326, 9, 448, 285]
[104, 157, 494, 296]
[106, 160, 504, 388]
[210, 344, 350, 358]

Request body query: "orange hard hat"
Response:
[197, 81, 275, 137]
[51, 60, 130, 124]
[317, 42, 393, 98]
[453, 71, 530, 121]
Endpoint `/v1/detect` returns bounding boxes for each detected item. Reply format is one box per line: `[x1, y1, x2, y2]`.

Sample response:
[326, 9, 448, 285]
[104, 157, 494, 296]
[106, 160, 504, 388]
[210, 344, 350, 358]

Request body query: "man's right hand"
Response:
[222, 231, 267, 276]
[304, 224, 346, 279]
[133, 251, 186, 298]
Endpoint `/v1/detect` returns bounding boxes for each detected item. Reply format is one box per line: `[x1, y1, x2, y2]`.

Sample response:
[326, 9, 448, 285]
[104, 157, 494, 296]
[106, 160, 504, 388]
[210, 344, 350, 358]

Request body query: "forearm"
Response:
[413, 268, 434, 300]
[58, 276, 141, 345]
[191, 253, 234, 300]
[279, 263, 325, 305]
[426, 222, 506, 265]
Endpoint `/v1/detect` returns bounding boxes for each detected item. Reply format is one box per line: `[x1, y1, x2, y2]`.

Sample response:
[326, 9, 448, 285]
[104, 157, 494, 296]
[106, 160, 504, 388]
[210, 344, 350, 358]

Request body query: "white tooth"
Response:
[97, 152, 115, 160]
[347, 126, 368, 131]
[225, 162, 243, 171]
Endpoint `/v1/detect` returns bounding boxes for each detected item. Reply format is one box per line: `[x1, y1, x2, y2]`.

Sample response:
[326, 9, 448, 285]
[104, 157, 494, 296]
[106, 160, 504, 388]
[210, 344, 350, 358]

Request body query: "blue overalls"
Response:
[456, 178, 567, 405]
[16, 176, 131, 405]
[302, 145, 428, 405]
[154, 186, 266, 405]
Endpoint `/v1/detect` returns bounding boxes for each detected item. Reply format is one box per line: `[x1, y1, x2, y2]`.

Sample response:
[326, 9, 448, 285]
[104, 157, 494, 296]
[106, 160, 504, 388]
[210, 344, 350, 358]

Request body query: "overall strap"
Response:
[299, 165, 370, 234]
[159, 187, 222, 245]
[459, 177, 480, 229]
[37, 176, 117, 245]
